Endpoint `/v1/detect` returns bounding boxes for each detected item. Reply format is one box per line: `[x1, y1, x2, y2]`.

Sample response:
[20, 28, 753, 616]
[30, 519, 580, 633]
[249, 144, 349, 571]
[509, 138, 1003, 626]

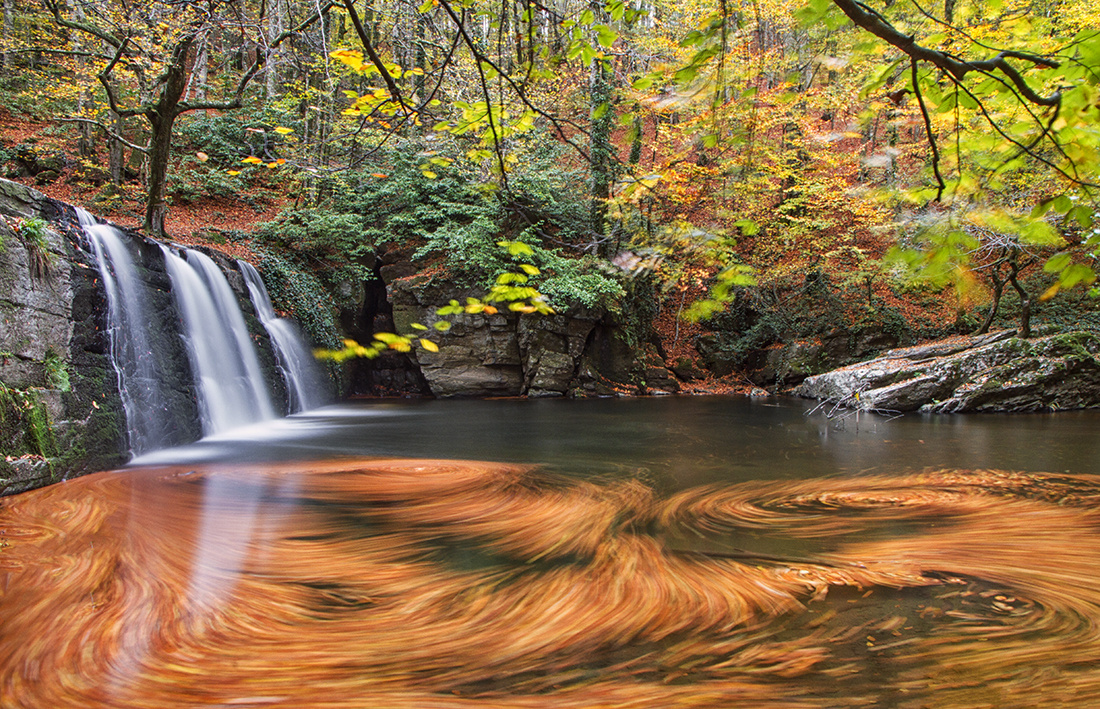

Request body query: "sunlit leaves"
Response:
[318, 239, 554, 362]
[794, 0, 850, 30]
[859, 60, 903, 100]
[330, 49, 366, 72]
[595, 25, 618, 49]
[683, 265, 757, 321]
[498, 240, 535, 258]
[1043, 252, 1097, 298]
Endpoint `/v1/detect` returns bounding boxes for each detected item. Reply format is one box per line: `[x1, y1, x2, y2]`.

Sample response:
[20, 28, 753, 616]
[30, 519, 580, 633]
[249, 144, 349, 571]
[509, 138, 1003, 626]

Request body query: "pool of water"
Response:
[132, 395, 1100, 482]
[3, 396, 1100, 707]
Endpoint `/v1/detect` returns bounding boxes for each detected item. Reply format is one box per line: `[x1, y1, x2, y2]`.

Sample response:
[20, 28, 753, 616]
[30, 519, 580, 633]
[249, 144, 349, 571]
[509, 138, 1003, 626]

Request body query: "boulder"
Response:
[797, 330, 1100, 413]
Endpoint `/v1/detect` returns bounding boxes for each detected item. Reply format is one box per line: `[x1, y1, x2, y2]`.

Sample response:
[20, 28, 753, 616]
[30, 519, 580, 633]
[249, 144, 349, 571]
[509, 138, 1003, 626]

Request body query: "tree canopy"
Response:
[1, 0, 1097, 315]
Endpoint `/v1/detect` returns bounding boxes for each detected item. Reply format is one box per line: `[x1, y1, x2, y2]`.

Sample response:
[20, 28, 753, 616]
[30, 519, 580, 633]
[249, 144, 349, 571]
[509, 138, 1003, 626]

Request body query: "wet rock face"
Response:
[389, 274, 678, 398]
[797, 330, 1100, 413]
[0, 220, 73, 390]
[0, 179, 129, 492]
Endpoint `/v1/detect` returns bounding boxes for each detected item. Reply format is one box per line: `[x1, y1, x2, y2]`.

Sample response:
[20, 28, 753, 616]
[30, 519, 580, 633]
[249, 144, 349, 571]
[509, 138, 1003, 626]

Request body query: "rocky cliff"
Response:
[0, 179, 129, 493]
[387, 272, 681, 398]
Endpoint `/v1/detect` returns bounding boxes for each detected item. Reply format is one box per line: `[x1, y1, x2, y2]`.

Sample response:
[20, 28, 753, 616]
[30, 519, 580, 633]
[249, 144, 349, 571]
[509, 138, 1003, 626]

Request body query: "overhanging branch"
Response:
[830, 0, 1061, 107]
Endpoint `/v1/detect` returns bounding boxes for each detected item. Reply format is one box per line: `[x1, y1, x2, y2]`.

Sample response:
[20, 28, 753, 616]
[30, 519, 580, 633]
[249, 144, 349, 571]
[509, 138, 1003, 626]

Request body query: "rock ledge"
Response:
[797, 330, 1100, 413]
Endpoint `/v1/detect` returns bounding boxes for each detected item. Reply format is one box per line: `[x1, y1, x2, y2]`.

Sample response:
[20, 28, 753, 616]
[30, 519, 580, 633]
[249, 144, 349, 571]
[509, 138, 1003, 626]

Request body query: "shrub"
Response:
[175, 108, 272, 164]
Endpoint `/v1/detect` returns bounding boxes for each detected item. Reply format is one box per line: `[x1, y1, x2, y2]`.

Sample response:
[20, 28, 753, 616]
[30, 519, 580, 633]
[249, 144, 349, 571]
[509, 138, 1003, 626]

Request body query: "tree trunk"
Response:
[1, 0, 12, 69]
[265, 0, 284, 98]
[975, 272, 1004, 335]
[192, 41, 209, 101]
[1006, 256, 1032, 338]
[589, 58, 613, 247]
[142, 37, 193, 236]
[108, 111, 125, 185]
[415, 12, 427, 104]
[144, 112, 175, 236]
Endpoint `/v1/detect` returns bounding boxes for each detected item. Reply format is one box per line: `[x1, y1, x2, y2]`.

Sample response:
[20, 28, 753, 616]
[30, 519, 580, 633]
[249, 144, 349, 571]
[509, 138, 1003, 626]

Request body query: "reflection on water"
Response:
[3, 397, 1100, 707]
[131, 396, 1100, 484]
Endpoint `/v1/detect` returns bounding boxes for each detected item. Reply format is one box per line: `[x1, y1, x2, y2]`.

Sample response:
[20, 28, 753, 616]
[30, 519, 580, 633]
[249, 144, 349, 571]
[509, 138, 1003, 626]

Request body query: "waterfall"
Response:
[160, 246, 276, 436]
[238, 261, 329, 412]
[80, 206, 321, 455]
[78, 209, 181, 455]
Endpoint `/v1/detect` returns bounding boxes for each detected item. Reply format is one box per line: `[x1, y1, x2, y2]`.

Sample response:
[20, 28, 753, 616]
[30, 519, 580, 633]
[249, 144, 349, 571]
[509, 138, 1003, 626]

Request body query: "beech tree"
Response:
[40, 0, 327, 235]
[323, 0, 1097, 239]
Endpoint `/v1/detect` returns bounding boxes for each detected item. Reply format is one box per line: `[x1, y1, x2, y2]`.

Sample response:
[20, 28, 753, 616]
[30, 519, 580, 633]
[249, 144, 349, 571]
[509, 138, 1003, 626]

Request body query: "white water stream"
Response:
[238, 260, 329, 413]
[159, 245, 277, 436]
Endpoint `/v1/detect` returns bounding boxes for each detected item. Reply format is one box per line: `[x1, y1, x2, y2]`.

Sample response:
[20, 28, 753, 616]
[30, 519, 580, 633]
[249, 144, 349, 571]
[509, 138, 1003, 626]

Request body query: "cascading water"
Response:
[160, 245, 276, 436]
[238, 260, 329, 412]
[78, 209, 180, 455]
[80, 207, 323, 455]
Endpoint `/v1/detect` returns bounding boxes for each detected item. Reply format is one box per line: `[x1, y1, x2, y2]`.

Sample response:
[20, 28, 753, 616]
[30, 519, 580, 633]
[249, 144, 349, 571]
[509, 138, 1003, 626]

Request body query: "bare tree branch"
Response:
[341, 0, 409, 113]
[56, 117, 150, 153]
[910, 59, 945, 201]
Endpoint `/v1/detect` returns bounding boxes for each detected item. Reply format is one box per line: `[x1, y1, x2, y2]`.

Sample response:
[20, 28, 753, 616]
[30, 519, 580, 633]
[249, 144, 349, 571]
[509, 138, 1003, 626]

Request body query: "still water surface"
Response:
[133, 395, 1100, 481]
[3, 396, 1100, 707]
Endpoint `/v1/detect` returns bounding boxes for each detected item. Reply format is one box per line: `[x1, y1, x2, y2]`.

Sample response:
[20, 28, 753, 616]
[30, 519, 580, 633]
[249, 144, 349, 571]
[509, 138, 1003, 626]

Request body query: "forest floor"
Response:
[0, 110, 281, 260]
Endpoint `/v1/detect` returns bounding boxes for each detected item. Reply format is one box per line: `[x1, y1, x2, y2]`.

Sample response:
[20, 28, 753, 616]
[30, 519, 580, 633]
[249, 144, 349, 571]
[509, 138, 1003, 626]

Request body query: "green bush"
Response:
[175, 108, 274, 164]
[254, 208, 377, 294]
[255, 141, 625, 313]
[15, 216, 52, 277]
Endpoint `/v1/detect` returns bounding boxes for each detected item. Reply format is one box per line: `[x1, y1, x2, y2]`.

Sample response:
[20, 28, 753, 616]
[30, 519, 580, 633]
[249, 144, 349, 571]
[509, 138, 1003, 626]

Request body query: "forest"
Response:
[4, 1, 1100, 706]
[0, 0, 1095, 385]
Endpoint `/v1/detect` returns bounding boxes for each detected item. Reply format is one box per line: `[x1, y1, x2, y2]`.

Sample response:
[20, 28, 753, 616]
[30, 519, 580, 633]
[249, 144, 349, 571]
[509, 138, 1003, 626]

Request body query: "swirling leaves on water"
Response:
[3, 460, 1100, 707]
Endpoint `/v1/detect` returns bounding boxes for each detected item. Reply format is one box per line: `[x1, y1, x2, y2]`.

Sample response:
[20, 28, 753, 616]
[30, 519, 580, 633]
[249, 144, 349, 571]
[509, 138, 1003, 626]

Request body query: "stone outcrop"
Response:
[797, 330, 1100, 413]
[389, 273, 679, 398]
[0, 179, 128, 493]
[737, 330, 901, 388]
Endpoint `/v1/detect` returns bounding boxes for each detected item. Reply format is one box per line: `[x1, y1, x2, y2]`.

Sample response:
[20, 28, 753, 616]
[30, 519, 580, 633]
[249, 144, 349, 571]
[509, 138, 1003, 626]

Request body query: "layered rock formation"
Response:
[797, 329, 1100, 413]
[389, 273, 680, 398]
[0, 179, 127, 492]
